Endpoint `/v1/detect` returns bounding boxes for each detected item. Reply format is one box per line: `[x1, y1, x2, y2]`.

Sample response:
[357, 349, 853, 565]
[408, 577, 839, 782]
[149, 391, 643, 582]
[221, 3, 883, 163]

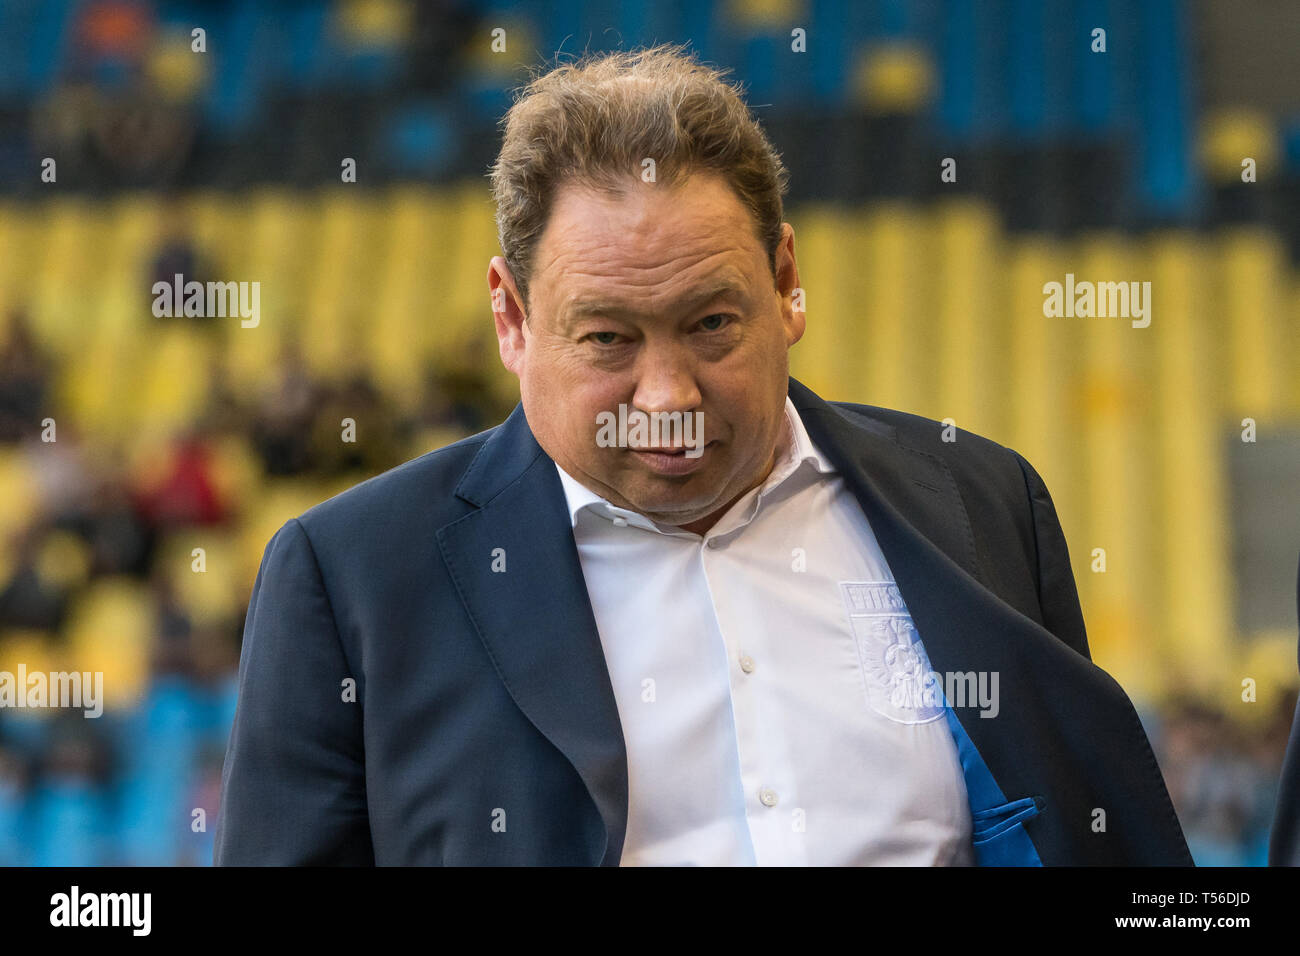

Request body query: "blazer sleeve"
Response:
[1012, 451, 1092, 661]
[1271, 696, 1300, 866]
[214, 518, 374, 865]
[1269, 554, 1300, 866]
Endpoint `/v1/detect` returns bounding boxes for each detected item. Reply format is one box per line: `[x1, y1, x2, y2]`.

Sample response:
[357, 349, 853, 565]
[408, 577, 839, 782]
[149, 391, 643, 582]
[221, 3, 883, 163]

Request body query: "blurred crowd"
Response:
[1146, 694, 1297, 866]
[0, 249, 512, 863]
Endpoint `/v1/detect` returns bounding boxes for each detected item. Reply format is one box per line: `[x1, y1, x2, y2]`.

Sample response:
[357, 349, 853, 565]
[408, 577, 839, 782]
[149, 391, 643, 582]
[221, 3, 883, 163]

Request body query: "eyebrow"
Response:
[561, 280, 747, 326]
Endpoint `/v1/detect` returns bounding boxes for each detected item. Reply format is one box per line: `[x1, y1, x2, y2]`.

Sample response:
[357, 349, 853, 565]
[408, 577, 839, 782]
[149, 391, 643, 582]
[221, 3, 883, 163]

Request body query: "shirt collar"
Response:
[553, 396, 837, 531]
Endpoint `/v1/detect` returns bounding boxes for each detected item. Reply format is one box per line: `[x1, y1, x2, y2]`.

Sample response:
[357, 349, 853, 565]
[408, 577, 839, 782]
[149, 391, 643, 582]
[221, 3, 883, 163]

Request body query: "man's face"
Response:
[488, 170, 803, 534]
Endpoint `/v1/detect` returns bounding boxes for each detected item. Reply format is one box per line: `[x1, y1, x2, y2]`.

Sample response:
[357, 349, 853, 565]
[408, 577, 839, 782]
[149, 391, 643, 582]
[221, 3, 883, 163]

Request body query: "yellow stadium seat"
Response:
[1216, 227, 1288, 419]
[852, 43, 935, 113]
[725, 0, 799, 30]
[158, 528, 243, 626]
[933, 198, 1006, 440]
[301, 189, 386, 382]
[1200, 109, 1277, 184]
[64, 576, 156, 710]
[1069, 232, 1157, 691]
[0, 447, 42, 543]
[135, 323, 216, 439]
[367, 185, 454, 409]
[1146, 231, 1232, 696]
[859, 202, 927, 413]
[0, 631, 62, 715]
[441, 182, 500, 353]
[0, 202, 45, 332]
[786, 203, 848, 398]
[31, 200, 112, 359]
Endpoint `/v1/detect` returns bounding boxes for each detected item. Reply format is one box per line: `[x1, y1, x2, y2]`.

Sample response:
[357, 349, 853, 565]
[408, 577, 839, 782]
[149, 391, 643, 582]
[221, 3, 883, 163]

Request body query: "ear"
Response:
[774, 223, 804, 347]
[488, 256, 528, 375]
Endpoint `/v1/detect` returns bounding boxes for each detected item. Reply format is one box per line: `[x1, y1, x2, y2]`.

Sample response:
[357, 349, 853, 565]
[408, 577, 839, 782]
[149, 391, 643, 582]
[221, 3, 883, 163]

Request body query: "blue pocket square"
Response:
[971, 795, 1042, 846]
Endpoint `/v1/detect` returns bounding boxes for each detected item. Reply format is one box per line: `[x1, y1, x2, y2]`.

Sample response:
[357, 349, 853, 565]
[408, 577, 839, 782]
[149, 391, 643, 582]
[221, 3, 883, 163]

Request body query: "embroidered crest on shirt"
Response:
[839, 582, 945, 725]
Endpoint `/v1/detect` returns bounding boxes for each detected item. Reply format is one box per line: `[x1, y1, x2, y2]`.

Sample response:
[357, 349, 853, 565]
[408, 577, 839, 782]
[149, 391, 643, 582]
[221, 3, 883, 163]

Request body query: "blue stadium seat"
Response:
[381, 99, 457, 178]
[195, 0, 269, 132]
[0, 770, 29, 865]
[1134, 0, 1195, 217]
[30, 778, 110, 866]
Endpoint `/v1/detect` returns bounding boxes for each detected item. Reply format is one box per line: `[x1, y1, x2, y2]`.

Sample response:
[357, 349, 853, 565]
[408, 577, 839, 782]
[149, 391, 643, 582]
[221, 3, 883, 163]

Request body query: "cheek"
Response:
[521, 344, 580, 406]
[560, 381, 624, 448]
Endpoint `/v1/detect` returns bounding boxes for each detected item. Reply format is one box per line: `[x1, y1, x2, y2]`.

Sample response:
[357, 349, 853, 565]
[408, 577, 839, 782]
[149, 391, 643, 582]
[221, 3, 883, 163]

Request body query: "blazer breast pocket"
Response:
[970, 796, 1044, 866]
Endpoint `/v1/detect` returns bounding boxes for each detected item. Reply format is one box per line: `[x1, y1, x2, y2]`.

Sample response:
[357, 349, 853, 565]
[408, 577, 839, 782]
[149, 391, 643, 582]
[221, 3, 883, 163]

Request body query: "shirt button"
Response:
[739, 655, 755, 673]
[611, 516, 628, 527]
[759, 787, 778, 807]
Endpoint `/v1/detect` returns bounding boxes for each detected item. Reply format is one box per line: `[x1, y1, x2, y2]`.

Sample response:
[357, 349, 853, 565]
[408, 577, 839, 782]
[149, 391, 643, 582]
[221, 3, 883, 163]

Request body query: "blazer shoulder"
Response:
[823, 400, 1047, 553]
[827, 400, 1026, 477]
[293, 426, 497, 543]
[825, 399, 1089, 652]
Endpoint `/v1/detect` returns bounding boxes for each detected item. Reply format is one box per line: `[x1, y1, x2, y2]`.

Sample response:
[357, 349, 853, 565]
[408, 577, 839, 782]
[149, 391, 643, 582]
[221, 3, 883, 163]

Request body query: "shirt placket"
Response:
[698, 510, 807, 865]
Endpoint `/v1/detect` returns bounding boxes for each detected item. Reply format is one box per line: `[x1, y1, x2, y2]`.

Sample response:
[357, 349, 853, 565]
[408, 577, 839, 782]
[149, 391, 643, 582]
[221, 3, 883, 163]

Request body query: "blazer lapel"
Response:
[791, 376, 1190, 864]
[790, 378, 1048, 858]
[436, 404, 628, 866]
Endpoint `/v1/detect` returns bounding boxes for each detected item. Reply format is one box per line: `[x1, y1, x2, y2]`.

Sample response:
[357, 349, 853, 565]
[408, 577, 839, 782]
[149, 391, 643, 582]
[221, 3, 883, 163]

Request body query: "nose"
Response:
[631, 341, 701, 417]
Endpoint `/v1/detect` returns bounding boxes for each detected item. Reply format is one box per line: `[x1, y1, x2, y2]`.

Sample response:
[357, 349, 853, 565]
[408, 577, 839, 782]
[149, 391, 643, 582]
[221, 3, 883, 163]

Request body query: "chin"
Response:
[626, 488, 725, 520]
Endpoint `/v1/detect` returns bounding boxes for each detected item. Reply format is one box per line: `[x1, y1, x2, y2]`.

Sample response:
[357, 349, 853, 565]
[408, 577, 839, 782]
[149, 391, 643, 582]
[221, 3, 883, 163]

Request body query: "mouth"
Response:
[629, 441, 715, 475]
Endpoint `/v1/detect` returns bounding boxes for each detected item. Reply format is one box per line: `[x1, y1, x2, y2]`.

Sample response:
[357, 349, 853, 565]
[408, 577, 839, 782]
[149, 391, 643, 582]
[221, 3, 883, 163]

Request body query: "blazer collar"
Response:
[786, 377, 987, 588]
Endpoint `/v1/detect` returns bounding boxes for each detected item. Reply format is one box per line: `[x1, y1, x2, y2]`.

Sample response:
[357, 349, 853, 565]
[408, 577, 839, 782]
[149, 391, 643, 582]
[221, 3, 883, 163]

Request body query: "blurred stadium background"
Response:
[0, 0, 1297, 866]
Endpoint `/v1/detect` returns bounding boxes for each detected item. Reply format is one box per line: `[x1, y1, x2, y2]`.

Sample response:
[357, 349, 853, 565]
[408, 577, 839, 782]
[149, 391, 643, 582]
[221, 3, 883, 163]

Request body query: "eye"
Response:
[588, 331, 623, 346]
[698, 313, 733, 332]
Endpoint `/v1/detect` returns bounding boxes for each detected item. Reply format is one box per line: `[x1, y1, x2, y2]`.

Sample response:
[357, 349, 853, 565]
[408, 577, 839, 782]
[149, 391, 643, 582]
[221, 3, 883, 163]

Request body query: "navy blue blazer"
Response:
[214, 377, 1193, 865]
[1269, 555, 1300, 866]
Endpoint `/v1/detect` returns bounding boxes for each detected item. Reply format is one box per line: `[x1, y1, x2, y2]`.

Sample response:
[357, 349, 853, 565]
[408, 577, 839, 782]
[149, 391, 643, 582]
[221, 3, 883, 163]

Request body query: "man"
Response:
[215, 45, 1191, 865]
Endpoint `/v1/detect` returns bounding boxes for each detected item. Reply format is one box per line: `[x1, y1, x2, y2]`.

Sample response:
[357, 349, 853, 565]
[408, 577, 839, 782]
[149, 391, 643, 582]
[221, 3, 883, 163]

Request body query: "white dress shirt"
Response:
[555, 397, 973, 866]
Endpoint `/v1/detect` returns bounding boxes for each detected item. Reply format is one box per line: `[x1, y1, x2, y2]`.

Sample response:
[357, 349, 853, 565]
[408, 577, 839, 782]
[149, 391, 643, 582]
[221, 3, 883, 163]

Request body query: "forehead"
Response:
[533, 171, 766, 309]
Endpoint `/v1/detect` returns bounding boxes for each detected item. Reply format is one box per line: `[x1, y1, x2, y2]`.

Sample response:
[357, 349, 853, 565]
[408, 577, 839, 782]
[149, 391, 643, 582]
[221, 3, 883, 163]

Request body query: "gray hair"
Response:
[488, 42, 790, 309]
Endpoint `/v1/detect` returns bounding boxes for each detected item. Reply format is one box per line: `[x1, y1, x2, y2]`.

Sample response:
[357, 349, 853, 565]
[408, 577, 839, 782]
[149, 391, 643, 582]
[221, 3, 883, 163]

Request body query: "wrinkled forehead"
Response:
[554, 270, 753, 330]
[533, 173, 766, 303]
